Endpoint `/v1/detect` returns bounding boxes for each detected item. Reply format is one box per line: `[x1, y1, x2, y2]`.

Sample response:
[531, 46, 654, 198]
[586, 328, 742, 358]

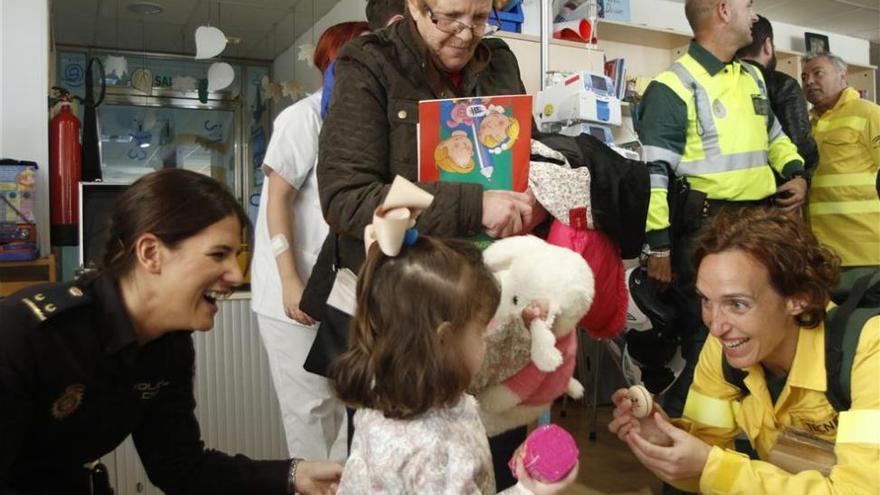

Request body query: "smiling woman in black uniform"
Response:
[0, 169, 341, 495]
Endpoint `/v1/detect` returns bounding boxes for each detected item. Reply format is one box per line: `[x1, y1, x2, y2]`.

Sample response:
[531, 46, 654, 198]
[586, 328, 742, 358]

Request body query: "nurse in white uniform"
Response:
[250, 21, 370, 460]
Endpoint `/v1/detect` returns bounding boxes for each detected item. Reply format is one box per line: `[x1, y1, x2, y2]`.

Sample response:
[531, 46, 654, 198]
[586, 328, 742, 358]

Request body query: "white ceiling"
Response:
[52, 0, 880, 62]
[667, 0, 880, 43]
[51, 0, 345, 61]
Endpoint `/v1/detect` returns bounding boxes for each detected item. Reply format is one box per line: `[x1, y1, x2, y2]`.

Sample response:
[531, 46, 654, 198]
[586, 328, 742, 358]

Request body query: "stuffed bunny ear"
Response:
[483, 235, 544, 272]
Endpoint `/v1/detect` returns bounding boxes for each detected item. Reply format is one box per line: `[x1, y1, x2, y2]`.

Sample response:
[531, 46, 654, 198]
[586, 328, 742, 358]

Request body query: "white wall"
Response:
[271, 0, 366, 114]
[0, 3, 4, 152]
[1, 0, 50, 257]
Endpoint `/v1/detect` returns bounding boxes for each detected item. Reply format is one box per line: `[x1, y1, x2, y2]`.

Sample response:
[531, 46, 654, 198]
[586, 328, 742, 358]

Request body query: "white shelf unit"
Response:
[497, 19, 875, 143]
[597, 18, 877, 103]
[495, 31, 605, 95]
[598, 19, 692, 79]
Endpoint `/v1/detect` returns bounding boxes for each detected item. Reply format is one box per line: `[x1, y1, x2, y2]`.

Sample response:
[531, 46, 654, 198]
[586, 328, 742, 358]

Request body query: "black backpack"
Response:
[722, 268, 880, 411]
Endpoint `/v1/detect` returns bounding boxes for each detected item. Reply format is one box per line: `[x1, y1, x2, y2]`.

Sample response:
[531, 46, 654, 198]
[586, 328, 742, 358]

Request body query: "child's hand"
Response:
[512, 448, 579, 495]
[293, 459, 343, 495]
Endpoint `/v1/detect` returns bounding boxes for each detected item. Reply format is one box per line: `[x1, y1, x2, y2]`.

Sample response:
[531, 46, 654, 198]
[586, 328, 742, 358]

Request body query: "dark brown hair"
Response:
[100, 169, 250, 278]
[693, 207, 840, 328]
[736, 15, 772, 60]
[330, 236, 500, 419]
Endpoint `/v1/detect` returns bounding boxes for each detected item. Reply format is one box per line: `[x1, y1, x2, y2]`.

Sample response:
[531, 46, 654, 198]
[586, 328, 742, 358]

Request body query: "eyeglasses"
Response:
[427, 7, 501, 37]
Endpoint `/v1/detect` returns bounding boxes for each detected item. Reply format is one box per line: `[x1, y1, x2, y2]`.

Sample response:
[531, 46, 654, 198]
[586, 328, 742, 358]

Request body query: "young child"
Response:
[330, 235, 578, 494]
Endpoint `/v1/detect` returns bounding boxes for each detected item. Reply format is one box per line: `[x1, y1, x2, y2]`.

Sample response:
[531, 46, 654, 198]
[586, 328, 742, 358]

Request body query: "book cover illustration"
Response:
[418, 95, 532, 193]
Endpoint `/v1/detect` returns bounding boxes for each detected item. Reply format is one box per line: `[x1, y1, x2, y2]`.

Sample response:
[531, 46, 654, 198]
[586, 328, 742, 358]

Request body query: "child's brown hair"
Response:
[330, 236, 500, 419]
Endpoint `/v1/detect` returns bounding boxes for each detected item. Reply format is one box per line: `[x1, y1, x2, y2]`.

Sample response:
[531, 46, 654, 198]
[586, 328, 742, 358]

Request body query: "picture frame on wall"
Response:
[598, 0, 631, 22]
[805, 32, 830, 55]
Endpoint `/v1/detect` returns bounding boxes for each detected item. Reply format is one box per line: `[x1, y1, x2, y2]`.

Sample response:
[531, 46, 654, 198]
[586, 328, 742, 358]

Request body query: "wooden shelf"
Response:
[496, 31, 606, 51]
[498, 20, 876, 103]
[598, 19, 691, 50]
[0, 254, 57, 297]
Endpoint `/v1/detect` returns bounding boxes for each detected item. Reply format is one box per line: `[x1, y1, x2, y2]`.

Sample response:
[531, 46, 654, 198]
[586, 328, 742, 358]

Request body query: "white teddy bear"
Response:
[471, 235, 595, 436]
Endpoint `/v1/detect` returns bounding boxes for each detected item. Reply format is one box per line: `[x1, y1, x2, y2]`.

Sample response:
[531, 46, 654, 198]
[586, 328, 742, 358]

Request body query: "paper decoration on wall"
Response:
[298, 44, 315, 67]
[282, 80, 307, 100]
[104, 55, 129, 81]
[195, 26, 228, 59]
[259, 74, 308, 103]
[131, 68, 154, 94]
[261, 75, 284, 103]
[172, 75, 198, 92]
[207, 62, 234, 92]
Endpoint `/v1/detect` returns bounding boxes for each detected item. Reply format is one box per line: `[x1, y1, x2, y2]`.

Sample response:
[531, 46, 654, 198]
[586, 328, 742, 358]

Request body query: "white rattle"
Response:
[627, 385, 653, 419]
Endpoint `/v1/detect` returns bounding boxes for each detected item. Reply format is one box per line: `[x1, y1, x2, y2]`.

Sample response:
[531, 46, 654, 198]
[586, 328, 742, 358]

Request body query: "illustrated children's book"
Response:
[418, 95, 532, 193]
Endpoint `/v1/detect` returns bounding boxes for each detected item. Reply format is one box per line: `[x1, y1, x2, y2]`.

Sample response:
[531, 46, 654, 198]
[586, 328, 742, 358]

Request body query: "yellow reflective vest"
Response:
[809, 87, 880, 267]
[640, 44, 803, 240]
[669, 316, 880, 494]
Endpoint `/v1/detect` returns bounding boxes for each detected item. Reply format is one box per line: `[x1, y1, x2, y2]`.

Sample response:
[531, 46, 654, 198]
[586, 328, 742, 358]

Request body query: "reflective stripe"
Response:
[683, 389, 736, 429]
[741, 62, 767, 98]
[651, 174, 669, 189]
[677, 150, 769, 176]
[642, 145, 682, 166]
[809, 200, 880, 216]
[812, 172, 878, 188]
[837, 410, 880, 445]
[815, 116, 868, 133]
[768, 118, 785, 142]
[669, 63, 721, 156]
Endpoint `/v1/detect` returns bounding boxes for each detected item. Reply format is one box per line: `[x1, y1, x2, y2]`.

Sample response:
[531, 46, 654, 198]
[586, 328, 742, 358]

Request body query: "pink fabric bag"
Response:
[547, 221, 627, 339]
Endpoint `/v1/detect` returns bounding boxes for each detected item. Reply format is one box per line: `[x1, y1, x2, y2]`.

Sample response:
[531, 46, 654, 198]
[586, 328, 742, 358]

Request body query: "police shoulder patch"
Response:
[15, 281, 92, 326]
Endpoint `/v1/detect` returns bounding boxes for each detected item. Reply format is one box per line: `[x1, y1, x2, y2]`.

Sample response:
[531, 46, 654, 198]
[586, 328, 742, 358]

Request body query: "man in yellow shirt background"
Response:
[802, 53, 880, 268]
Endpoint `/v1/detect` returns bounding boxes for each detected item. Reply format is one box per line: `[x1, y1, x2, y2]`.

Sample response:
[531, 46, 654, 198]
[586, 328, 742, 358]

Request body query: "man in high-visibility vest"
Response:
[637, 0, 808, 419]
[802, 53, 880, 268]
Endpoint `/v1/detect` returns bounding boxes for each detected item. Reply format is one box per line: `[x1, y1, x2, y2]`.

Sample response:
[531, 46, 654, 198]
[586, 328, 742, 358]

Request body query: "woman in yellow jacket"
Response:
[609, 207, 879, 494]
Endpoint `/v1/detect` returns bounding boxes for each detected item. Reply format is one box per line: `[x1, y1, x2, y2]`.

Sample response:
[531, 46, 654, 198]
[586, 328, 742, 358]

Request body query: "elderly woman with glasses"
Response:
[300, 0, 543, 490]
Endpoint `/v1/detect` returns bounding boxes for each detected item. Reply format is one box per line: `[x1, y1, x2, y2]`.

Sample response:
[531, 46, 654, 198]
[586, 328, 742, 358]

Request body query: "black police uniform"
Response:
[0, 273, 291, 494]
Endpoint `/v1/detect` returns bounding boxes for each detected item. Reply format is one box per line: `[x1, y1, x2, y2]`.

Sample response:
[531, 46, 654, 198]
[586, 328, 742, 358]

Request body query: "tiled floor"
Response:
[549, 401, 662, 495]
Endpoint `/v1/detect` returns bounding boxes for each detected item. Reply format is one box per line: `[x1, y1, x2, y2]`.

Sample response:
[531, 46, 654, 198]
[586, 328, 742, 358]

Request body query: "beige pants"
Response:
[256, 314, 347, 460]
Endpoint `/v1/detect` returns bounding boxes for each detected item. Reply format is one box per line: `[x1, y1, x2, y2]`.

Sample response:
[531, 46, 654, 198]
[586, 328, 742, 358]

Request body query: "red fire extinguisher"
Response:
[49, 97, 82, 245]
